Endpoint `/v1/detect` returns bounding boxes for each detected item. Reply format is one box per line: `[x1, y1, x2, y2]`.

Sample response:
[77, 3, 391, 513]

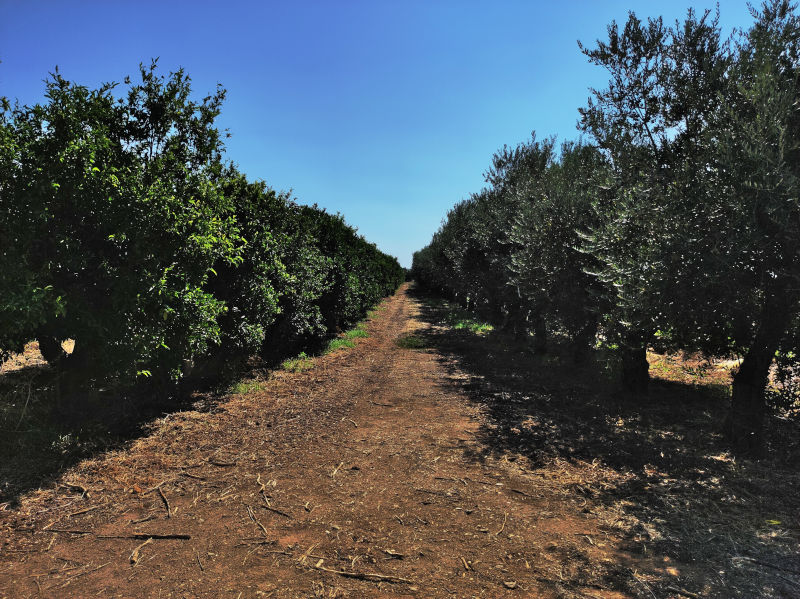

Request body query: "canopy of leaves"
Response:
[0, 61, 404, 386]
[412, 1, 800, 448]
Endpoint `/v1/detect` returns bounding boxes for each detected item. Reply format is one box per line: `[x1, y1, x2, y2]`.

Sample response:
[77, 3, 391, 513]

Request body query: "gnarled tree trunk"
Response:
[727, 347, 774, 456]
[726, 285, 790, 455]
[621, 345, 649, 394]
[37, 335, 66, 365]
[532, 313, 548, 355]
[571, 317, 598, 365]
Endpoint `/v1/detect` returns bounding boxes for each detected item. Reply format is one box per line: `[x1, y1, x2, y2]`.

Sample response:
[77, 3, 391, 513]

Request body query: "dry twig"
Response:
[130, 513, 156, 525]
[97, 534, 191, 540]
[247, 505, 269, 537]
[66, 505, 101, 518]
[146, 479, 173, 493]
[61, 483, 89, 498]
[54, 562, 109, 589]
[262, 504, 292, 518]
[733, 556, 800, 576]
[157, 487, 171, 518]
[255, 475, 292, 518]
[496, 512, 508, 535]
[309, 562, 413, 585]
[129, 538, 152, 564]
[510, 488, 535, 498]
[664, 587, 702, 599]
[195, 549, 205, 572]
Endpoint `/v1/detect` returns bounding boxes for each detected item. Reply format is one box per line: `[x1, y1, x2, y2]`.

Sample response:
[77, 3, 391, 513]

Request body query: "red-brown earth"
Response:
[1, 284, 797, 598]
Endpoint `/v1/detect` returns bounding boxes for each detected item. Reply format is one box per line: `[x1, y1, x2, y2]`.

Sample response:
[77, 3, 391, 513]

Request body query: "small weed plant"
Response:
[281, 352, 314, 372]
[436, 303, 493, 335]
[396, 333, 426, 349]
[344, 326, 368, 340]
[229, 378, 267, 394]
[325, 338, 356, 354]
[325, 322, 370, 354]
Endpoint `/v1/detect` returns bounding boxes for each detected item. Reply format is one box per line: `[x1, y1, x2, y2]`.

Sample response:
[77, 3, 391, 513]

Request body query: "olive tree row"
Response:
[412, 1, 800, 453]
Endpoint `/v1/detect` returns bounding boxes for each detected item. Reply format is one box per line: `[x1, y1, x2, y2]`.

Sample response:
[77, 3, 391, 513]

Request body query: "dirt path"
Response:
[1, 284, 792, 598]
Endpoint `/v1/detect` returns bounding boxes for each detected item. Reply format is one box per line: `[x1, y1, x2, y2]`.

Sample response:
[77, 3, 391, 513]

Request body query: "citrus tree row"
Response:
[0, 61, 404, 391]
[412, 1, 800, 454]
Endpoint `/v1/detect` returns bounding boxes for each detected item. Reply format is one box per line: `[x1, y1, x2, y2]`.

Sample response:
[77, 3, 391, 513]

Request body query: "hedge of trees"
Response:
[412, 1, 800, 454]
[0, 61, 404, 392]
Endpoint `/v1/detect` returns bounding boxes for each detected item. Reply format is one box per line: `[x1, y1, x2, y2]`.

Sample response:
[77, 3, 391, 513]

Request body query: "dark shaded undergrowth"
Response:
[0, 351, 211, 508]
[0, 317, 375, 507]
[409, 285, 800, 598]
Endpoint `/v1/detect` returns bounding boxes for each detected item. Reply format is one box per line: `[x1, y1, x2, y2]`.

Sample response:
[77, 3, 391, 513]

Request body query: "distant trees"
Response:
[412, 0, 800, 453]
[0, 61, 403, 390]
[509, 139, 609, 362]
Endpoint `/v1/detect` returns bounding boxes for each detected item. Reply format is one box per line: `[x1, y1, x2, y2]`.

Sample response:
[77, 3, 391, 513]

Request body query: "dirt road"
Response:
[0, 284, 795, 598]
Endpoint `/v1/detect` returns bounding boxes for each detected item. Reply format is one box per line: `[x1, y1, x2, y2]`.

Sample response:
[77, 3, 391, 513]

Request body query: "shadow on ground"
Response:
[0, 326, 366, 508]
[408, 285, 800, 599]
[0, 358, 225, 508]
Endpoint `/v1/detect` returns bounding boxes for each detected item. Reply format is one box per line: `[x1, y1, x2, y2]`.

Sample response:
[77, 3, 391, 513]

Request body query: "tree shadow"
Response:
[408, 285, 800, 598]
[0, 358, 209, 508]
[0, 339, 274, 507]
[0, 326, 369, 507]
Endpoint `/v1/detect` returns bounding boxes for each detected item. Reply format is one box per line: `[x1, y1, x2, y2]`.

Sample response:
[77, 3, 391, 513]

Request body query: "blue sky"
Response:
[1, 1, 754, 266]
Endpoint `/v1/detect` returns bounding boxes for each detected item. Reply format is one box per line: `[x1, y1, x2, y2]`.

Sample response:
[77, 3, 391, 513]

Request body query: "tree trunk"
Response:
[572, 318, 598, 365]
[726, 286, 790, 455]
[59, 340, 92, 396]
[532, 314, 547, 355]
[621, 346, 649, 393]
[727, 347, 774, 456]
[513, 311, 530, 342]
[37, 336, 65, 365]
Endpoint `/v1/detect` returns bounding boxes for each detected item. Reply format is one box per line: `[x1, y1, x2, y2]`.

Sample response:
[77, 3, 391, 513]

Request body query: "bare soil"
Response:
[0, 284, 797, 598]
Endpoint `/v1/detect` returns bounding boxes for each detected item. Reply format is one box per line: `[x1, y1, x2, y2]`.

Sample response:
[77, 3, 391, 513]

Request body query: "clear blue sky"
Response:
[1, 1, 754, 267]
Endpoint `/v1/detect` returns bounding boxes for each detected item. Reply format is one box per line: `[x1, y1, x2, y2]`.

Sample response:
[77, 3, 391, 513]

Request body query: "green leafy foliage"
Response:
[0, 61, 404, 389]
[1, 62, 237, 382]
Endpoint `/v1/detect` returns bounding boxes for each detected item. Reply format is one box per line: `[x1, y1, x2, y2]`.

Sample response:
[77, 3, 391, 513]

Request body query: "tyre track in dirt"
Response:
[0, 284, 659, 598]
